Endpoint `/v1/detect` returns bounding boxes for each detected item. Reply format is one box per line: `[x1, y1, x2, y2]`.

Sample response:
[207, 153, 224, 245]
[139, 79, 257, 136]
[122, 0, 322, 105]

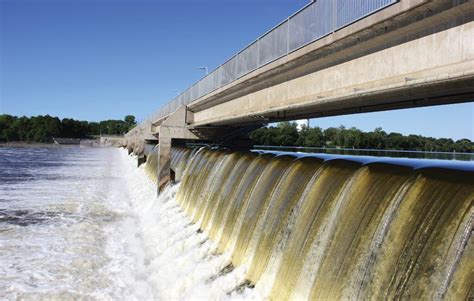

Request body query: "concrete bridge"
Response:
[125, 0, 474, 191]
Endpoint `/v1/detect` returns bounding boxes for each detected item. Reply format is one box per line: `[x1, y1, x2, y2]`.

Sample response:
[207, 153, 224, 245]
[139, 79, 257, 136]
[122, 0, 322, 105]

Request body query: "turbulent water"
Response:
[0, 147, 145, 299]
[1, 146, 473, 300]
[0, 147, 262, 300]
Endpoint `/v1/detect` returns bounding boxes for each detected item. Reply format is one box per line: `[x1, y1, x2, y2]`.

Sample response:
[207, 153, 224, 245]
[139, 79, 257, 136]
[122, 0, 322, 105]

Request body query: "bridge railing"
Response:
[148, 0, 397, 124]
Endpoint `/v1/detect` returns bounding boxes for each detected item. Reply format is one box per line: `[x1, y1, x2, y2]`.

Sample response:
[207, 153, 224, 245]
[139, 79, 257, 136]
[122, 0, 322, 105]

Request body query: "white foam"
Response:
[0, 147, 265, 300]
[117, 149, 256, 300]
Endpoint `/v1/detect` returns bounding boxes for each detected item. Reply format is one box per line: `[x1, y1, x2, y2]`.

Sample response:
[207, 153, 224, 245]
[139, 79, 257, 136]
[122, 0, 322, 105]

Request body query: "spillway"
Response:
[144, 147, 473, 300]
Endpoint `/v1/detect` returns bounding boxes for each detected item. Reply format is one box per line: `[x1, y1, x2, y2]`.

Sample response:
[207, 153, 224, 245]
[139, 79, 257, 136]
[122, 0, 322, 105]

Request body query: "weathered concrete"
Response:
[156, 136, 171, 192]
[100, 135, 125, 146]
[191, 21, 474, 126]
[155, 106, 201, 192]
[124, 120, 157, 156]
[153, 106, 199, 139]
[188, 0, 434, 112]
[126, 0, 474, 190]
[137, 155, 146, 167]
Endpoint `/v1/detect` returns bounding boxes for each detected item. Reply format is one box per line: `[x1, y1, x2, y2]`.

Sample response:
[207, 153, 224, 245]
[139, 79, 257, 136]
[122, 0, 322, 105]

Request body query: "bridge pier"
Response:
[153, 106, 261, 193]
[137, 155, 146, 167]
[154, 107, 201, 194]
[157, 135, 172, 192]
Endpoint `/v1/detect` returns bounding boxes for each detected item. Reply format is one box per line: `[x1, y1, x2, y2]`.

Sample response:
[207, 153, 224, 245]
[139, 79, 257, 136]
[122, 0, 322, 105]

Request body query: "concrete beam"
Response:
[188, 0, 465, 113]
[192, 22, 474, 126]
[154, 106, 200, 139]
[126, 0, 473, 162]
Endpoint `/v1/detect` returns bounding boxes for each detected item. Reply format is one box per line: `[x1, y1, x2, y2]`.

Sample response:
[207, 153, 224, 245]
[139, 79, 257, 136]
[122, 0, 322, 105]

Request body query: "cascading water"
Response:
[144, 147, 473, 300]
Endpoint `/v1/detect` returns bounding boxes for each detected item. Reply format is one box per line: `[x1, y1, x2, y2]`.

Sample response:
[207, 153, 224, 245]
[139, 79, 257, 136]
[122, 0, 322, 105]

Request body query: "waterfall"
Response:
[145, 147, 473, 300]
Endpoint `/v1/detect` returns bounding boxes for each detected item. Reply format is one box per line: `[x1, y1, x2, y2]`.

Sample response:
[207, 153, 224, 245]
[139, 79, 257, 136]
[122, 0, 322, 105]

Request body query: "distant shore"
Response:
[0, 141, 102, 148]
[0, 142, 60, 148]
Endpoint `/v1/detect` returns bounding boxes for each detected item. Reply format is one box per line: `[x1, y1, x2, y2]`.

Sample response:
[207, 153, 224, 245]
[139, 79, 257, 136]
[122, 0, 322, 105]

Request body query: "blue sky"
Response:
[1, 0, 473, 140]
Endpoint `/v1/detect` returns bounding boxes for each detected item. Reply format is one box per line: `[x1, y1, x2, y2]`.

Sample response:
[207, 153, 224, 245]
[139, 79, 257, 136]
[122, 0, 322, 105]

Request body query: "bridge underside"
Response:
[190, 21, 474, 127]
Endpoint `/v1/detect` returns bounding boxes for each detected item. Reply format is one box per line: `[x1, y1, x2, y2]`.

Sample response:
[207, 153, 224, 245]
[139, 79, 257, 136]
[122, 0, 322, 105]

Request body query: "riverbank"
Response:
[0, 140, 101, 148]
[0, 142, 62, 148]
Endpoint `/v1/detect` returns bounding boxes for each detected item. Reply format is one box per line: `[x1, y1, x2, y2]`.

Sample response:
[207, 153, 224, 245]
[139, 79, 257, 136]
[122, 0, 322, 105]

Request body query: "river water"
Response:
[1, 146, 472, 300]
[0, 147, 156, 300]
[0, 147, 249, 300]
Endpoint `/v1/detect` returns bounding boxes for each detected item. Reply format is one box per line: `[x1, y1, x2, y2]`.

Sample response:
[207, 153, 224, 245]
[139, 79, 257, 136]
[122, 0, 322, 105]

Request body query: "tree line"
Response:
[250, 122, 473, 153]
[0, 114, 137, 143]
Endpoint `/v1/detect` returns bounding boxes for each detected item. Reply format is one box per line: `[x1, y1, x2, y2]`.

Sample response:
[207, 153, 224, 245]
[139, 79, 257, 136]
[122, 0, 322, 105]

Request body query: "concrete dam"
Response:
[126, 0, 474, 193]
[124, 0, 474, 299]
[140, 146, 473, 300]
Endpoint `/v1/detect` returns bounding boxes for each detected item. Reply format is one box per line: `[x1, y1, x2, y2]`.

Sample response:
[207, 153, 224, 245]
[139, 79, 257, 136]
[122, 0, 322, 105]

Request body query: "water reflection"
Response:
[254, 145, 474, 161]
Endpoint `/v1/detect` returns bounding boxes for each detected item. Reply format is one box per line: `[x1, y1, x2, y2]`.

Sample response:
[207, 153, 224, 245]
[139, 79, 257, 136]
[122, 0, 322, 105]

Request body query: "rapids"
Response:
[0, 147, 263, 300]
[1, 146, 472, 300]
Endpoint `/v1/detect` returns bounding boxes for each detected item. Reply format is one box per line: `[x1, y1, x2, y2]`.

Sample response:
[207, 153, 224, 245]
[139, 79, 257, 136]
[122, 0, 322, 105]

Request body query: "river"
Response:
[1, 146, 472, 300]
[1, 147, 155, 299]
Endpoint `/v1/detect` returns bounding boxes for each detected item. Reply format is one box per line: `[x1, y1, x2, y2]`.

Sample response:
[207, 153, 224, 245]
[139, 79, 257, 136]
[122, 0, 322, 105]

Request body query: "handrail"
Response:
[143, 0, 397, 126]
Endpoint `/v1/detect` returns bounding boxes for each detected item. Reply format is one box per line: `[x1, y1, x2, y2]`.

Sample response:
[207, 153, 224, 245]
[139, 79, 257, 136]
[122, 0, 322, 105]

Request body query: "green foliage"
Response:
[0, 114, 136, 143]
[297, 125, 324, 147]
[276, 122, 299, 146]
[124, 115, 136, 130]
[250, 122, 473, 153]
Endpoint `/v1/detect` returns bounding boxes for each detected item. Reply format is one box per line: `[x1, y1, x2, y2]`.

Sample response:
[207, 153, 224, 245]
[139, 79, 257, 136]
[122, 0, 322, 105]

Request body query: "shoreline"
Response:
[0, 141, 104, 148]
[0, 142, 61, 148]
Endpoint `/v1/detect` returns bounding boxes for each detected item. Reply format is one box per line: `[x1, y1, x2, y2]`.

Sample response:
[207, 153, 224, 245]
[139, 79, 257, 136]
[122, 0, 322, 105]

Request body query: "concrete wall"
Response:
[100, 136, 125, 146]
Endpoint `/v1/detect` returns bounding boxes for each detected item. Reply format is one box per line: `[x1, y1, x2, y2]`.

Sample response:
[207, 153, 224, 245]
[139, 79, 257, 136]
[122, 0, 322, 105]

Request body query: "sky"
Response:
[1, 0, 473, 140]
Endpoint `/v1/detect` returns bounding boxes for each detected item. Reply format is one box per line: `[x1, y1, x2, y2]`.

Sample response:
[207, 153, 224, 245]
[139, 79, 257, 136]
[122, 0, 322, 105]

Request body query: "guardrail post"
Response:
[257, 38, 260, 68]
[287, 17, 290, 54]
[135, 0, 398, 139]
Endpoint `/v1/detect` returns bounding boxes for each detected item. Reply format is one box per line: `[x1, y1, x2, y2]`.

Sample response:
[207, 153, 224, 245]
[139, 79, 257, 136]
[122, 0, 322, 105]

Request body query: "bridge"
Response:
[125, 0, 474, 191]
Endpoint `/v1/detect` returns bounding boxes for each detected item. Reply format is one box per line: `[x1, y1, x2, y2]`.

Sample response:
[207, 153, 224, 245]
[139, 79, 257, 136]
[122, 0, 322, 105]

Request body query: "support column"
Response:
[154, 106, 201, 194]
[157, 135, 172, 194]
[137, 155, 146, 167]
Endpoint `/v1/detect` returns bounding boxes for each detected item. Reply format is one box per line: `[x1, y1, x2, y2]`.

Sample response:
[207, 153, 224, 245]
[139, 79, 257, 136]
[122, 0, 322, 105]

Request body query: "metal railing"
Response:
[145, 0, 397, 125]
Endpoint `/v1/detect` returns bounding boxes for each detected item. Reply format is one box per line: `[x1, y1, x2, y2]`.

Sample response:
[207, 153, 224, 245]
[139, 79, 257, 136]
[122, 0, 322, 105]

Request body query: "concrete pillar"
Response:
[137, 155, 146, 167]
[157, 135, 172, 193]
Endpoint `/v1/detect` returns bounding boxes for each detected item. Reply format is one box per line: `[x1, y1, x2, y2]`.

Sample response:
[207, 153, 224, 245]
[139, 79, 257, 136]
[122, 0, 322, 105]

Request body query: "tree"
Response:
[323, 127, 339, 147]
[248, 122, 473, 153]
[366, 127, 387, 149]
[0, 114, 136, 142]
[454, 139, 473, 152]
[0, 115, 18, 142]
[2, 114, 473, 153]
[297, 126, 324, 147]
[11, 117, 31, 141]
[276, 122, 299, 146]
[87, 122, 100, 135]
[124, 115, 136, 130]
[28, 115, 60, 142]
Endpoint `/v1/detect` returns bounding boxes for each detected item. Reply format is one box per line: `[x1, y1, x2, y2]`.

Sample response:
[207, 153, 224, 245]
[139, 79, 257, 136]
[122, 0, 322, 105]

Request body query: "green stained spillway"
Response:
[145, 147, 473, 300]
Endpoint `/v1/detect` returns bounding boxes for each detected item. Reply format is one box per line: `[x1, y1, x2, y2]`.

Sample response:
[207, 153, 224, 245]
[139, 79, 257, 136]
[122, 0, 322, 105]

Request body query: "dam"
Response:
[122, 0, 473, 299]
[141, 146, 474, 300]
[1, 0, 472, 299]
[1, 145, 471, 299]
[125, 0, 474, 191]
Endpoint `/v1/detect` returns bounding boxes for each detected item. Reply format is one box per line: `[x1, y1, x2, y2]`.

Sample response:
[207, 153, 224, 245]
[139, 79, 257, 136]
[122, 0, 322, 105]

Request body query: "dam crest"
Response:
[142, 147, 473, 300]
